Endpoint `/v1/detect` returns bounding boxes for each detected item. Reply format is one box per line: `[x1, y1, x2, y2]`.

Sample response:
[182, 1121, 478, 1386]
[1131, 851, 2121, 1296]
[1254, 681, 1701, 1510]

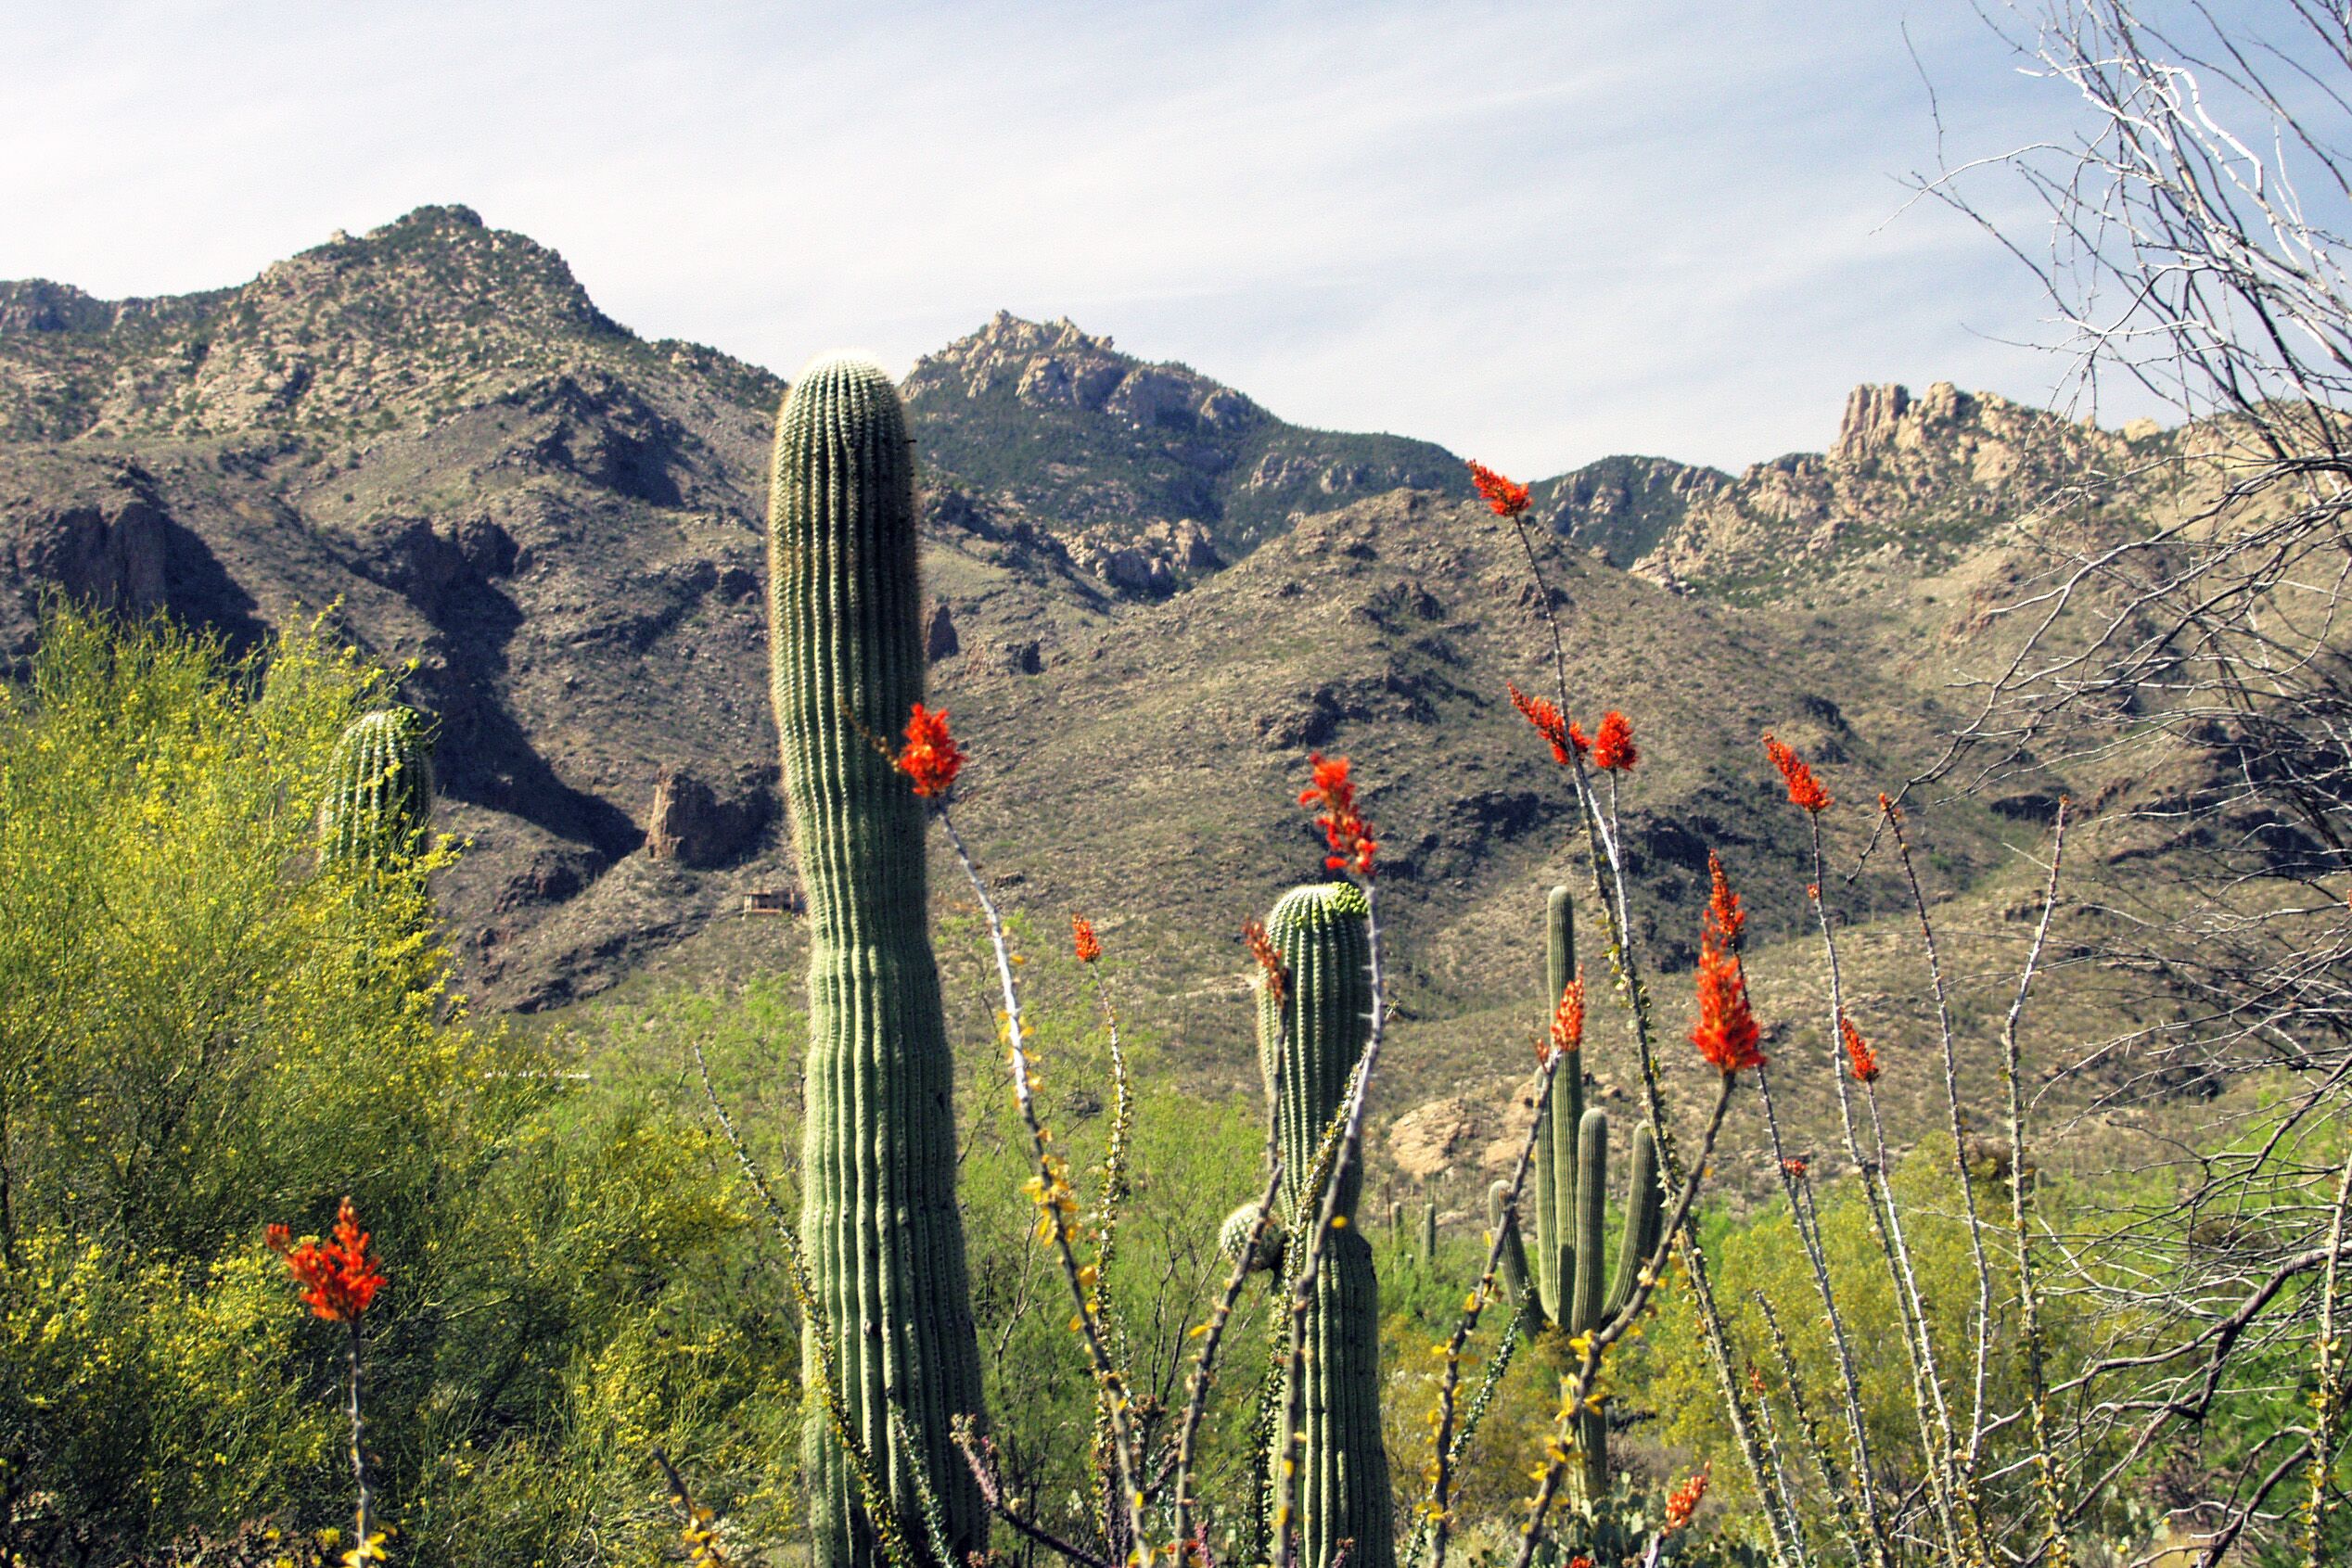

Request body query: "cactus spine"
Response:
[1507, 885, 1667, 1503]
[769, 355, 986, 1567]
[318, 708, 433, 869]
[1259, 883, 1394, 1568]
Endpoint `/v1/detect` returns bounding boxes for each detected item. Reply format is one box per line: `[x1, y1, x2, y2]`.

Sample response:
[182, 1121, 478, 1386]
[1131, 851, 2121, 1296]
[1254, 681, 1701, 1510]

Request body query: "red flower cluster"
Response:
[1691, 853, 1764, 1076]
[1841, 1014, 1882, 1084]
[894, 703, 966, 799]
[1544, 971, 1587, 1065]
[1071, 913, 1102, 965]
[1762, 733, 1832, 813]
[1298, 753, 1376, 876]
[1590, 710, 1637, 773]
[1507, 682, 1578, 765]
[1568, 1558, 1595, 1568]
[1781, 1155, 1809, 1179]
[1243, 918, 1289, 1006]
[1663, 1465, 1710, 1536]
[1705, 850, 1745, 950]
[1467, 460, 1531, 518]
[265, 1196, 386, 1324]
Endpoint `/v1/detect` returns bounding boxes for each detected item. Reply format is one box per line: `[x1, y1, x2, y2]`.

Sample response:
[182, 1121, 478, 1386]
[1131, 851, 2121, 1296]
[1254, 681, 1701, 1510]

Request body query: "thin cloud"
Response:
[1, 1, 2127, 475]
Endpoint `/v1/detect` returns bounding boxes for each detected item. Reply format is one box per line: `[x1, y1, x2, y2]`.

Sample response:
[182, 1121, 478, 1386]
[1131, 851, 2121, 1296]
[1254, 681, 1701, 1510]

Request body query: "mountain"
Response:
[0, 205, 2144, 1089]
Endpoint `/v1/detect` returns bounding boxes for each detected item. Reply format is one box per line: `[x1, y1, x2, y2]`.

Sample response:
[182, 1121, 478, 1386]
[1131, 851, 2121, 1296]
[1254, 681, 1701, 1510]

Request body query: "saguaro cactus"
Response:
[1502, 885, 1666, 1502]
[1259, 882, 1394, 1568]
[769, 354, 986, 1567]
[318, 708, 433, 869]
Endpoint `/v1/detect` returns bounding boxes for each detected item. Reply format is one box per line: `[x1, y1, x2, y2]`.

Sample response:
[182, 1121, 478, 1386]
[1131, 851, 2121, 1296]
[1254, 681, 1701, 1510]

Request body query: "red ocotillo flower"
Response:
[1704, 849, 1745, 950]
[1841, 1014, 1882, 1084]
[1878, 790, 1903, 823]
[894, 703, 966, 799]
[1298, 753, 1376, 875]
[1070, 913, 1102, 965]
[266, 1197, 386, 1323]
[1591, 710, 1637, 772]
[1691, 855, 1764, 1076]
[1545, 970, 1587, 1064]
[1762, 733, 1832, 813]
[1663, 1465, 1710, 1535]
[1243, 917, 1289, 1006]
[1467, 460, 1531, 518]
[1507, 682, 1579, 765]
[1781, 1155, 1809, 1179]
[1691, 942, 1764, 1075]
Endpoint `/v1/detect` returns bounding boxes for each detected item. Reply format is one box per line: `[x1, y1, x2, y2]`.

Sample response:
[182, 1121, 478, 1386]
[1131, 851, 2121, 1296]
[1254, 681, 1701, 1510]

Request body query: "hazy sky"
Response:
[4, 3, 2152, 476]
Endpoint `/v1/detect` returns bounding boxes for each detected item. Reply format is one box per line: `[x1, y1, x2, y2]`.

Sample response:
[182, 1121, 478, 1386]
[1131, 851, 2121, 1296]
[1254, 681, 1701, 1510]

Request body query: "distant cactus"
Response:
[1501, 885, 1667, 1503]
[317, 708, 433, 869]
[1421, 1187, 1439, 1265]
[1259, 882, 1394, 1568]
[769, 354, 986, 1568]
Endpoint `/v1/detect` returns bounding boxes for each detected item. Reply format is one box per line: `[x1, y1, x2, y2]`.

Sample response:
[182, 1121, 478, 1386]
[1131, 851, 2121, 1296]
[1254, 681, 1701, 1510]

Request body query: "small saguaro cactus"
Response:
[1259, 882, 1395, 1568]
[1421, 1186, 1439, 1265]
[769, 353, 987, 1568]
[318, 708, 434, 869]
[1502, 884, 1667, 1502]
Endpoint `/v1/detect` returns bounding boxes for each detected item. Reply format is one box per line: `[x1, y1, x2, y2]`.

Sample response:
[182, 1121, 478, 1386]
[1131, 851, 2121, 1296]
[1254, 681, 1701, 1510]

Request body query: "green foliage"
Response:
[768, 353, 988, 1565]
[0, 606, 796, 1565]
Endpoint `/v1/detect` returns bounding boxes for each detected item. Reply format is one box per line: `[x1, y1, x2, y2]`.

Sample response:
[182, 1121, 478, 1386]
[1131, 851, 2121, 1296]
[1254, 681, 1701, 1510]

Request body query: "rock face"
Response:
[645, 764, 773, 870]
[902, 311, 1469, 564]
[0, 457, 170, 655]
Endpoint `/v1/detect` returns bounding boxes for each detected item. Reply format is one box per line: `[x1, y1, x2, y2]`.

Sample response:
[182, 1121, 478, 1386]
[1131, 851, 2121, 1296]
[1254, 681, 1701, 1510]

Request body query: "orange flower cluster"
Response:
[1544, 971, 1587, 1064]
[1298, 753, 1376, 875]
[1568, 1557, 1595, 1568]
[265, 1196, 385, 1324]
[1071, 913, 1101, 965]
[1662, 1465, 1710, 1536]
[1781, 1155, 1809, 1179]
[1691, 852, 1764, 1076]
[1507, 682, 1577, 765]
[1705, 850, 1745, 950]
[894, 703, 966, 799]
[1841, 1014, 1882, 1084]
[1466, 460, 1530, 518]
[1762, 733, 1831, 813]
[1243, 918, 1289, 1006]
[1590, 710, 1637, 773]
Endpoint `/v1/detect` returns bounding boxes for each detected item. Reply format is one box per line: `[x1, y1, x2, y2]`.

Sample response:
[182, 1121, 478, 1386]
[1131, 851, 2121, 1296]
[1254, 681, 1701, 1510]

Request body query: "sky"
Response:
[0, 2, 2179, 476]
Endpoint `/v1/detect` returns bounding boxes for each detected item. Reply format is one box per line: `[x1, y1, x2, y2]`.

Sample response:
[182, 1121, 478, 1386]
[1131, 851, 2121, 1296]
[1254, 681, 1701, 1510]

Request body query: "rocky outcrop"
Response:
[645, 764, 773, 870]
[0, 457, 170, 652]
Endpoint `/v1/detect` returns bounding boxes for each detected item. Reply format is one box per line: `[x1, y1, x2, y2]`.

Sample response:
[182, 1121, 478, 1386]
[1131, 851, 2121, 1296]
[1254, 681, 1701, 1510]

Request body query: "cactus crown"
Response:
[318, 708, 434, 869]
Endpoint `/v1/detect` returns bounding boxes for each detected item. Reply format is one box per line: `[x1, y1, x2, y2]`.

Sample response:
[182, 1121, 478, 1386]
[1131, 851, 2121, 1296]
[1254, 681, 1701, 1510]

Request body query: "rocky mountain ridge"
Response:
[0, 204, 2148, 1014]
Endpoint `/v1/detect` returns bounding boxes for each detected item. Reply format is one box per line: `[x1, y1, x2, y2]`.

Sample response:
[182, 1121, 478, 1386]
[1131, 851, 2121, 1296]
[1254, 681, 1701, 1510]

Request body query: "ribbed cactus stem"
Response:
[318, 708, 433, 869]
[1572, 1108, 1612, 1502]
[1533, 885, 1579, 1319]
[770, 354, 986, 1568]
[1489, 1179, 1532, 1307]
[1422, 1188, 1438, 1265]
[1259, 883, 1394, 1568]
[1604, 1124, 1665, 1320]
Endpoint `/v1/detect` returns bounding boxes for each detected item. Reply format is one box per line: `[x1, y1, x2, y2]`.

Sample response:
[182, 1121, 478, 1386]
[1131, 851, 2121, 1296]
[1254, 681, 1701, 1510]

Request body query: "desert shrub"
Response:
[0, 606, 797, 1565]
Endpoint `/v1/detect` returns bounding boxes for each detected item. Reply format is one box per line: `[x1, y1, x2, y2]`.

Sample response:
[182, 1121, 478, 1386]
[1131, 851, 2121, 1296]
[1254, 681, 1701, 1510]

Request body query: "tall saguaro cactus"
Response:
[318, 708, 434, 870]
[1502, 885, 1666, 1503]
[769, 354, 986, 1568]
[1259, 882, 1394, 1568]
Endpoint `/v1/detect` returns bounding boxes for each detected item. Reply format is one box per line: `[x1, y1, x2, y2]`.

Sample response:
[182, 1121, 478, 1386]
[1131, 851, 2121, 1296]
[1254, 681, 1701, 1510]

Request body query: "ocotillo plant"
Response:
[1259, 881, 1394, 1568]
[1502, 885, 1665, 1502]
[769, 353, 987, 1568]
[317, 708, 433, 870]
